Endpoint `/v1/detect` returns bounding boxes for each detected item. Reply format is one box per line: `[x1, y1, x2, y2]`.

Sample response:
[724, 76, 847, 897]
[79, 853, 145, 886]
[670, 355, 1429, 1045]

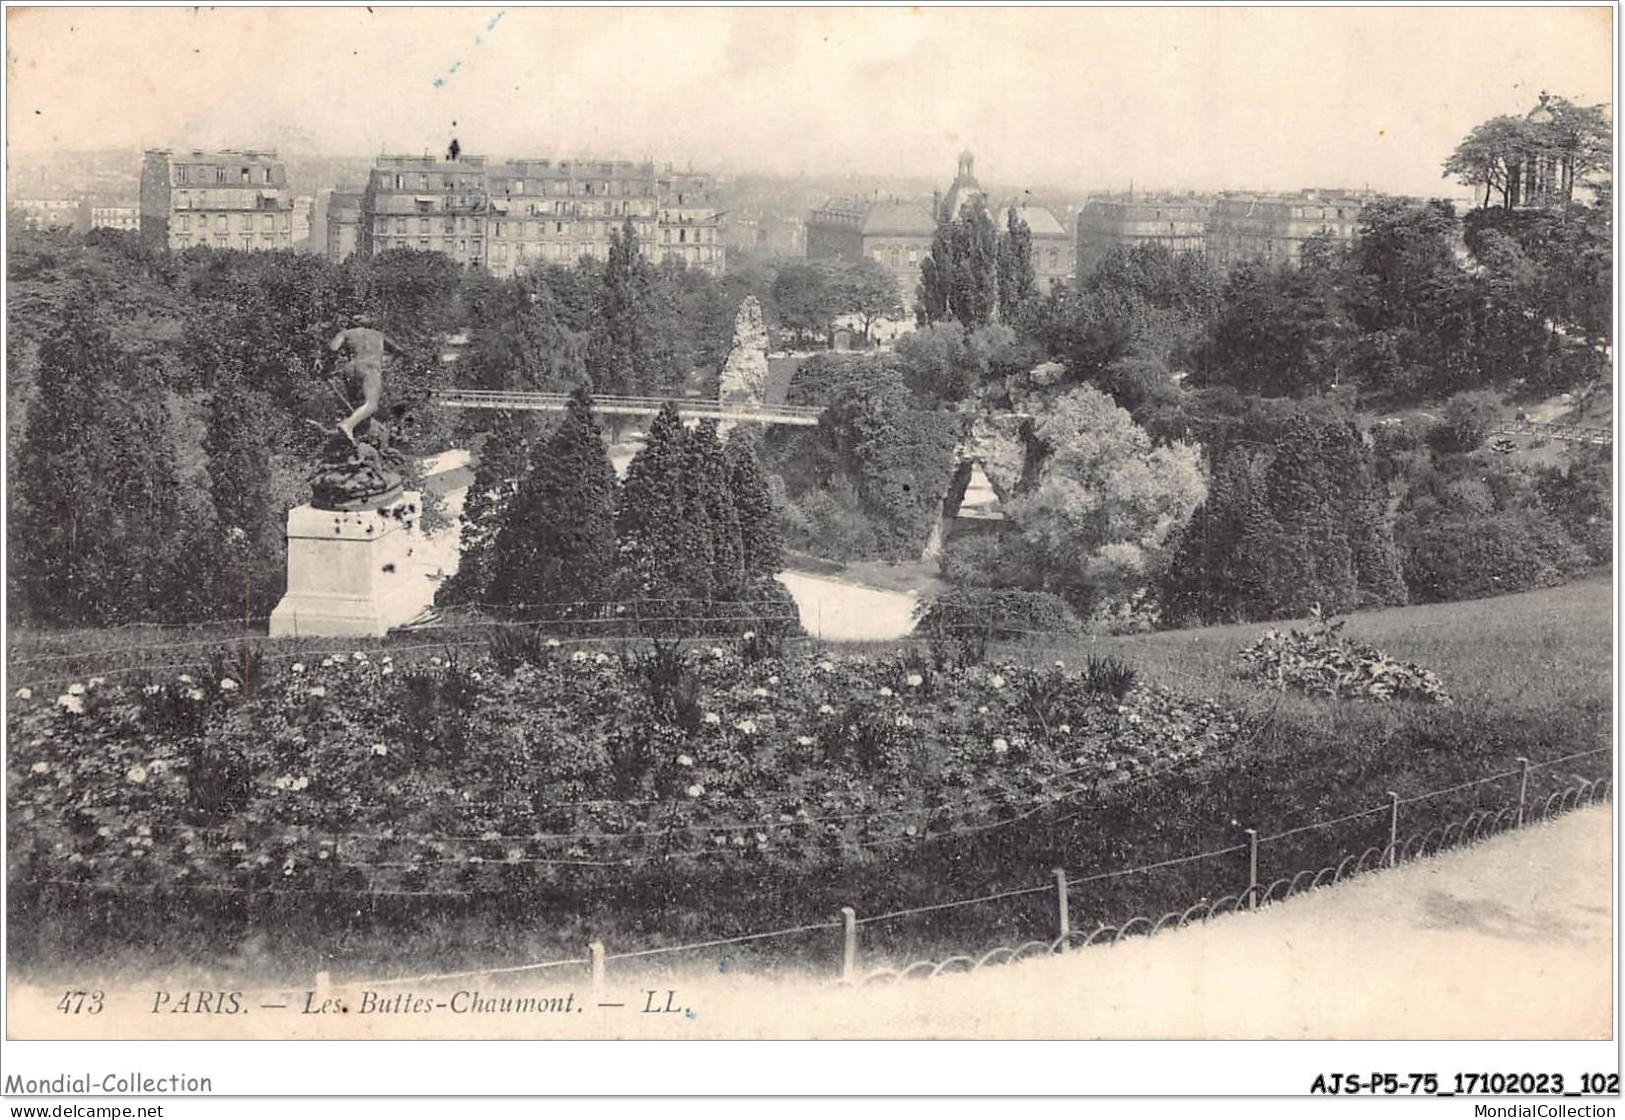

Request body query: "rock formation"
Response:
[718, 296, 770, 405]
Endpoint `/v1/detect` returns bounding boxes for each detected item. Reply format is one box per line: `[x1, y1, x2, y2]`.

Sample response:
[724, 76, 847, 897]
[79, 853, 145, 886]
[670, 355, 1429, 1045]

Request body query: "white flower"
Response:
[686, 783, 704, 798]
[991, 737, 1010, 756]
[282, 858, 296, 877]
[307, 686, 327, 698]
[878, 686, 893, 698]
[1054, 660, 1066, 669]
[989, 674, 1006, 690]
[227, 526, 247, 541]
[742, 631, 756, 641]
[14, 688, 31, 700]
[767, 675, 780, 685]
[819, 704, 835, 715]
[594, 653, 610, 665]
[702, 712, 721, 725]
[67, 683, 86, 696]
[1057, 724, 1071, 735]
[321, 657, 335, 669]
[752, 687, 769, 698]
[126, 764, 149, 784]
[430, 656, 444, 666]
[676, 754, 695, 767]
[142, 684, 161, 695]
[796, 736, 815, 747]
[382, 665, 393, 675]
[735, 719, 757, 735]
[571, 651, 589, 663]
[88, 676, 106, 688]
[978, 705, 989, 715]
[371, 743, 389, 756]
[290, 663, 305, 674]
[220, 678, 238, 691]
[56, 694, 83, 714]
[544, 638, 561, 649]
[30, 761, 48, 774]
[97, 826, 112, 838]
[178, 674, 194, 684]
[1127, 713, 1142, 725]
[895, 715, 914, 729]
[186, 688, 206, 702]
[275, 775, 294, 790]
[710, 647, 726, 659]
[352, 652, 368, 663]
[292, 775, 309, 791]
[906, 673, 923, 688]
[818, 661, 835, 673]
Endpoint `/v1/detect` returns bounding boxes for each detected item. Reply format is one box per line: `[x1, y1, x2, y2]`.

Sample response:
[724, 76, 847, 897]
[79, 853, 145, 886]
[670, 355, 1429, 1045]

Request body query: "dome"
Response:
[1526, 91, 1556, 125]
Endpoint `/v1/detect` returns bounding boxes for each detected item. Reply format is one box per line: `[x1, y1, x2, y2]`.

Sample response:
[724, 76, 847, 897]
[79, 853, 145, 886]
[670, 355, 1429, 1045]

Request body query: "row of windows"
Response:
[172, 190, 290, 211]
[175, 165, 277, 186]
[177, 213, 291, 232]
[172, 233, 291, 249]
[384, 172, 656, 198]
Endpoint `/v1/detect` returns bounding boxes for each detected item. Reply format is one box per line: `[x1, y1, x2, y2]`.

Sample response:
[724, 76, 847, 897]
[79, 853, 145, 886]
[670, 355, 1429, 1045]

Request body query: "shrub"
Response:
[1401, 508, 1587, 603]
[1237, 606, 1452, 704]
[1081, 655, 1138, 700]
[914, 587, 1079, 666]
[1427, 390, 1501, 455]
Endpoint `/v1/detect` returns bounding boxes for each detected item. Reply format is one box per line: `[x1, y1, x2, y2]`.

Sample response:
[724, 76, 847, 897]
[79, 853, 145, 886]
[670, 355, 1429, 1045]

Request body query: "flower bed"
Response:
[7, 642, 1244, 898]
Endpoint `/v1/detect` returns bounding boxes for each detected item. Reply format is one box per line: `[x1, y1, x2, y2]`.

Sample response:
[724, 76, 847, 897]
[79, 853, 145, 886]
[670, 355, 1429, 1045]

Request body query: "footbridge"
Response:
[432, 389, 822, 427]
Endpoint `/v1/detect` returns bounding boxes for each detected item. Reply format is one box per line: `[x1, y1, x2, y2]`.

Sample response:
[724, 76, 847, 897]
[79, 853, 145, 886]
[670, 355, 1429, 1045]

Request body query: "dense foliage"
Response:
[1237, 608, 1453, 704]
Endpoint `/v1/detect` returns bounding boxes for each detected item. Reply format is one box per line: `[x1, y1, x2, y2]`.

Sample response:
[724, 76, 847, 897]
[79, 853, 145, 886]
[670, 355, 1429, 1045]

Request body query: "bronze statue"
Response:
[306, 323, 411, 511]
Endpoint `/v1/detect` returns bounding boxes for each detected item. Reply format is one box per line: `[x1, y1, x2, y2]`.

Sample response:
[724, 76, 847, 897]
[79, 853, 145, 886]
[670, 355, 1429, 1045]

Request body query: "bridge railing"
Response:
[1488, 418, 1612, 445]
[431, 389, 824, 421]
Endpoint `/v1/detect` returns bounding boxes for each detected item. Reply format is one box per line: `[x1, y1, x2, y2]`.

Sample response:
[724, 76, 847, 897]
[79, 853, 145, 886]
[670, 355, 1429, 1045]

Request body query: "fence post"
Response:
[840, 906, 858, 983]
[588, 940, 605, 996]
[1515, 756, 1531, 828]
[1245, 828, 1259, 911]
[1053, 868, 1071, 950]
[1386, 791, 1400, 868]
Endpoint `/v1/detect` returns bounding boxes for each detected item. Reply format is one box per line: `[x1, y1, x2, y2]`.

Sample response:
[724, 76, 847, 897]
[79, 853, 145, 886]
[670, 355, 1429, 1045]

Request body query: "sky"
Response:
[5, 5, 1615, 196]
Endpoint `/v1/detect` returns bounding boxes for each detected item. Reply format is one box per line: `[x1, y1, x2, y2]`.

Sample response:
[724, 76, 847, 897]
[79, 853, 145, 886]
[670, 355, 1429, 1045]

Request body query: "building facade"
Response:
[87, 204, 139, 232]
[360, 154, 490, 269]
[11, 198, 82, 231]
[326, 190, 363, 262]
[484, 158, 660, 278]
[656, 169, 727, 274]
[805, 197, 938, 306]
[1075, 197, 1210, 275]
[139, 149, 296, 251]
[1204, 190, 1367, 269]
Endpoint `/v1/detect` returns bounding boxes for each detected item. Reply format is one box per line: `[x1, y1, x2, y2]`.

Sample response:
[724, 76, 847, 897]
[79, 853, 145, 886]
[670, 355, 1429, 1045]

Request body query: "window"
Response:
[496, 221, 505, 238]
[216, 167, 228, 184]
[908, 248, 918, 265]
[262, 215, 275, 231]
[179, 214, 190, 232]
[419, 238, 430, 251]
[888, 246, 900, 267]
[420, 175, 429, 190]
[420, 218, 430, 234]
[514, 180, 525, 195]
[395, 218, 406, 235]
[1047, 249, 1058, 268]
[216, 214, 228, 232]
[264, 168, 273, 184]
[679, 228, 687, 244]
[471, 239, 481, 256]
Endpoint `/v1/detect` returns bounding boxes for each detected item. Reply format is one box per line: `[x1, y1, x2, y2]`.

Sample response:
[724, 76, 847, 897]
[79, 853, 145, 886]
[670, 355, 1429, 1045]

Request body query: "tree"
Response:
[833, 257, 904, 342]
[918, 198, 1003, 328]
[770, 261, 842, 347]
[725, 429, 783, 580]
[585, 220, 688, 400]
[996, 206, 1037, 318]
[686, 419, 741, 596]
[1443, 115, 1530, 210]
[459, 272, 586, 393]
[1157, 447, 1275, 626]
[616, 402, 693, 599]
[485, 391, 617, 610]
[986, 384, 1207, 617]
[13, 287, 193, 624]
[204, 370, 284, 617]
[436, 411, 552, 606]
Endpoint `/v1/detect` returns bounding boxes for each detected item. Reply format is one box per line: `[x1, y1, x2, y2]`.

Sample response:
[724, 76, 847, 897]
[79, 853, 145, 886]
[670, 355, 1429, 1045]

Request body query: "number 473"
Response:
[57, 990, 104, 1014]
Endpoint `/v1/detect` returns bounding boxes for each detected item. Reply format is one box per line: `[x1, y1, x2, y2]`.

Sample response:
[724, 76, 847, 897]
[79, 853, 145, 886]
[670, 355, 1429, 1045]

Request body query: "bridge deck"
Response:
[432, 390, 822, 426]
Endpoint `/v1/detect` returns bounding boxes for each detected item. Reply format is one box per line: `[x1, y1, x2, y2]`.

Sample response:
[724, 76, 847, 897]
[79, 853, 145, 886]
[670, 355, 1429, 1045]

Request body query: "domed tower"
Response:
[941, 150, 986, 221]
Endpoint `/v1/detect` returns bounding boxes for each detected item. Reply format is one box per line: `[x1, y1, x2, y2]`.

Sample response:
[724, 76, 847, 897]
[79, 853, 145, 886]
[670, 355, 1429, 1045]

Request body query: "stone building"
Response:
[1204, 190, 1367, 269]
[805, 196, 938, 306]
[86, 204, 139, 233]
[10, 197, 82, 232]
[656, 169, 727, 275]
[326, 190, 363, 262]
[1075, 196, 1211, 275]
[359, 153, 490, 269]
[1008, 203, 1072, 291]
[483, 158, 659, 278]
[139, 149, 296, 251]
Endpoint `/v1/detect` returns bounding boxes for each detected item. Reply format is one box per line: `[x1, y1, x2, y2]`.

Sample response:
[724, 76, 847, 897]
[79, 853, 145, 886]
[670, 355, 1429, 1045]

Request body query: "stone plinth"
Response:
[269, 492, 424, 638]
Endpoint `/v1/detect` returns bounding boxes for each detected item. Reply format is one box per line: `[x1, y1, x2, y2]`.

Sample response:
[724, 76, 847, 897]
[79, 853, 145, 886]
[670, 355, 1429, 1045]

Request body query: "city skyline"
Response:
[6, 6, 1613, 199]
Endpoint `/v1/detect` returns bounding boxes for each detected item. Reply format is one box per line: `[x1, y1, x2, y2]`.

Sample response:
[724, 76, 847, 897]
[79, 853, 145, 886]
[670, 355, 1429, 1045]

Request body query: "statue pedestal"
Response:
[269, 492, 426, 638]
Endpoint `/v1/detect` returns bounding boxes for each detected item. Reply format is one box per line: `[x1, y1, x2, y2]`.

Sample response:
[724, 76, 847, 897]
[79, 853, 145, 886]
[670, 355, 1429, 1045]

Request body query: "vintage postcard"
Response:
[2, 2, 1616, 1100]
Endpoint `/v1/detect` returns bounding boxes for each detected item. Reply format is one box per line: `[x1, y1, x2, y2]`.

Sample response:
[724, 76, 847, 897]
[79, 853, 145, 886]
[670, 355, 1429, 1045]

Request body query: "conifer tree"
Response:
[204, 370, 283, 616]
[14, 288, 189, 625]
[690, 420, 743, 596]
[1262, 417, 1358, 616]
[485, 391, 617, 610]
[725, 429, 783, 580]
[438, 411, 551, 605]
[616, 401, 691, 600]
